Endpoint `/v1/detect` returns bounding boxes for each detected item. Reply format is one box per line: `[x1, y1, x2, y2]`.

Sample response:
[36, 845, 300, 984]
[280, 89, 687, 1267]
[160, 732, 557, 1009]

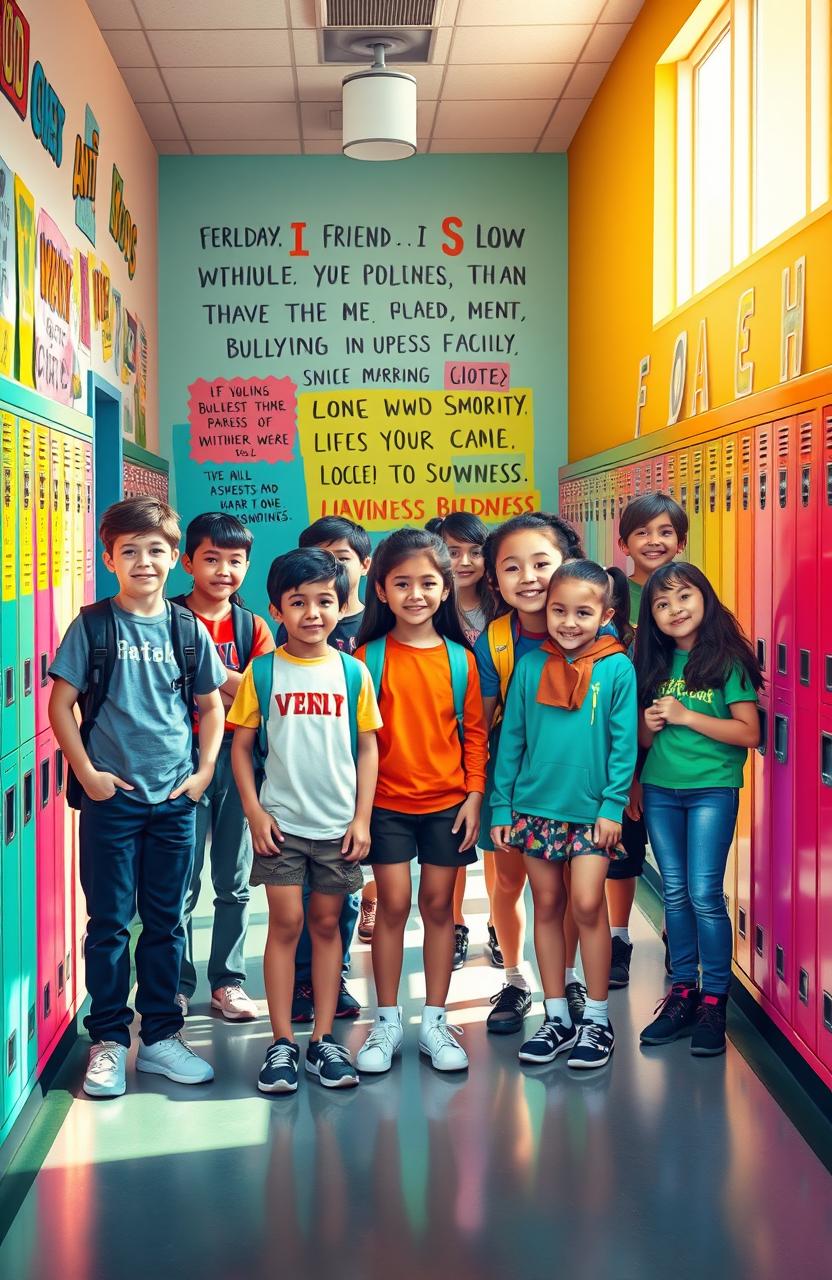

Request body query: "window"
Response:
[654, 0, 830, 319]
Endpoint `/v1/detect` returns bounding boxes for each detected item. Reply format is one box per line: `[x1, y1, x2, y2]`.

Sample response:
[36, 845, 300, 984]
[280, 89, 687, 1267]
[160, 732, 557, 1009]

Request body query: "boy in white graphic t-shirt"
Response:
[229, 549, 381, 1093]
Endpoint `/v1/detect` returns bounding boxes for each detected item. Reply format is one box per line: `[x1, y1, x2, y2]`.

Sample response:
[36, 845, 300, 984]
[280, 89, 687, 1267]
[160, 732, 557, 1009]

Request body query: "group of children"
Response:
[47, 486, 761, 1098]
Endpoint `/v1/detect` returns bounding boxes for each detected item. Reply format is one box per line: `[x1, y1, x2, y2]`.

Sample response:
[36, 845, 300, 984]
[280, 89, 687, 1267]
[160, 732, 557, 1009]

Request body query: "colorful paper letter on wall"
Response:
[0, 157, 15, 376]
[73, 105, 99, 246]
[35, 208, 74, 404]
[13, 173, 35, 386]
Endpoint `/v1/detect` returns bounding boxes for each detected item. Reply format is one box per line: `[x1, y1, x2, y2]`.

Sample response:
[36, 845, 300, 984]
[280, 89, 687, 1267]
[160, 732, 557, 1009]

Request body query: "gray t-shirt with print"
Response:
[49, 600, 225, 804]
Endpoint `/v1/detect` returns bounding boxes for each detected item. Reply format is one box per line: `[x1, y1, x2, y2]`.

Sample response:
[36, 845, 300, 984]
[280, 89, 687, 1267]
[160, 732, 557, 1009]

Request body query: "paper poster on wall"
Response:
[13, 174, 35, 387]
[35, 208, 74, 404]
[73, 105, 99, 246]
[0, 157, 15, 377]
[111, 286, 122, 372]
[137, 320, 148, 446]
[125, 311, 137, 378]
[79, 253, 90, 349]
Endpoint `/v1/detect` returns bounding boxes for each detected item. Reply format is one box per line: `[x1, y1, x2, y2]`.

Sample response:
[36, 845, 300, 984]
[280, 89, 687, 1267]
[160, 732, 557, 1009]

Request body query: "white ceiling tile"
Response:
[303, 140, 344, 155]
[297, 67, 347, 101]
[87, 0, 139, 27]
[451, 25, 592, 63]
[443, 63, 571, 99]
[564, 61, 610, 96]
[288, 0, 317, 27]
[100, 29, 154, 66]
[458, 0, 604, 23]
[537, 135, 570, 151]
[135, 0, 288, 27]
[292, 28, 323, 64]
[430, 138, 540, 152]
[300, 101, 341, 139]
[437, 0, 460, 22]
[120, 66, 168, 102]
[156, 140, 192, 154]
[601, 0, 644, 20]
[418, 99, 437, 133]
[431, 27, 453, 62]
[582, 22, 630, 59]
[433, 99, 554, 138]
[179, 101, 299, 140]
[137, 101, 183, 139]
[191, 140, 302, 154]
[147, 28, 291, 67]
[542, 96, 591, 142]
[389, 63, 447, 95]
[165, 67, 297, 102]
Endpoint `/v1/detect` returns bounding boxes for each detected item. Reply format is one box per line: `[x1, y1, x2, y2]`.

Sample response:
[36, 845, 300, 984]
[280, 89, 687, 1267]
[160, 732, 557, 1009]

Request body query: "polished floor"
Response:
[1, 868, 831, 1280]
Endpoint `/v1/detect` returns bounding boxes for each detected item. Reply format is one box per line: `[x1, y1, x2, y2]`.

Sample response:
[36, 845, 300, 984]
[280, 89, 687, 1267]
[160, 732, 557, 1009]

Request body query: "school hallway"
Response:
[0, 867, 830, 1280]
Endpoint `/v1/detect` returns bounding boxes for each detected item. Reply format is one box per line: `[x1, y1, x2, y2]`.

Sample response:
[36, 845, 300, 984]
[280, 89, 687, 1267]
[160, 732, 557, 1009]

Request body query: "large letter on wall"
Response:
[735, 287, 755, 398]
[634, 355, 650, 437]
[780, 256, 805, 382]
[691, 318, 709, 415]
[668, 331, 687, 425]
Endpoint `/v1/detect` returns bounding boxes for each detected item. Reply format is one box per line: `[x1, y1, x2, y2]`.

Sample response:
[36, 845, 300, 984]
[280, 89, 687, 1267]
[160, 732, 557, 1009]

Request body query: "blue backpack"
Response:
[249, 650, 365, 765]
[361, 634, 469, 742]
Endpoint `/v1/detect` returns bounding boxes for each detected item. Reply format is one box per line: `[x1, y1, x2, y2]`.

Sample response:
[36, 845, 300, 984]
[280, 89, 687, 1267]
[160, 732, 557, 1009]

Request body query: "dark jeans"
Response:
[79, 788, 197, 1046]
[294, 884, 360, 984]
[642, 784, 739, 995]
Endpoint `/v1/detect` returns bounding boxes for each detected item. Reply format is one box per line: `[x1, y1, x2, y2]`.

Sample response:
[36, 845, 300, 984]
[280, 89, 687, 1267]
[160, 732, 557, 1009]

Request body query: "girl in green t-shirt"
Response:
[633, 563, 762, 1058]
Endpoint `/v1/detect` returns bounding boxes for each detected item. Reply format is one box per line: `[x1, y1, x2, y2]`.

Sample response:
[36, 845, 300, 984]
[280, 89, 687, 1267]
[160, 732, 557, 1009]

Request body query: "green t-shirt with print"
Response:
[628, 578, 643, 628]
[641, 650, 758, 789]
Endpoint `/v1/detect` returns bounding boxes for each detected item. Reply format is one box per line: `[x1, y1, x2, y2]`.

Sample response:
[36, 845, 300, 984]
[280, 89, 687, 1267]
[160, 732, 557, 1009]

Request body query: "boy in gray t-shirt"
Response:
[49, 497, 225, 1099]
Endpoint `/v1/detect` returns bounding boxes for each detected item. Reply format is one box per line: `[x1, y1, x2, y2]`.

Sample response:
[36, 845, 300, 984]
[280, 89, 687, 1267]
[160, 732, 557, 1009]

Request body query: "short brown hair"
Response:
[98, 497, 181, 555]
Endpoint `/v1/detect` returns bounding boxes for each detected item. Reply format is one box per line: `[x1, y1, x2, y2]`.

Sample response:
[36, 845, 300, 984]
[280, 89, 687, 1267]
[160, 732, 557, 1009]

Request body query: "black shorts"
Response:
[367, 804, 478, 868]
[606, 812, 647, 880]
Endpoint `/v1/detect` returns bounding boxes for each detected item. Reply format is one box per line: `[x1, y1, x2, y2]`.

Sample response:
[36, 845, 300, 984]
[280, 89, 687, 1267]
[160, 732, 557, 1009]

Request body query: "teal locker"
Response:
[20, 741, 36, 1082]
[1, 751, 21, 1118]
[18, 419, 35, 745]
[1, 413, 18, 756]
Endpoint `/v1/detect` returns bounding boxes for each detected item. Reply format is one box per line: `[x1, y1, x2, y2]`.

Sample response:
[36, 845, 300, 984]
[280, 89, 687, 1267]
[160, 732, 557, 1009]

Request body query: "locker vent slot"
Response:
[757, 706, 768, 755]
[4, 785, 15, 844]
[742, 436, 752, 465]
[774, 713, 788, 764]
[57, 962, 64, 995]
[799, 649, 810, 685]
[825, 991, 832, 1033]
[23, 770, 33, 824]
[775, 945, 785, 981]
[799, 421, 813, 456]
[778, 467, 787, 508]
[7, 1031, 17, 1077]
[755, 925, 765, 957]
[40, 758, 50, 807]
[756, 639, 767, 671]
[738, 907, 747, 939]
[40, 652, 48, 687]
[43, 982, 51, 1019]
[776, 644, 787, 676]
[777, 426, 789, 456]
[799, 969, 810, 1006]
[801, 465, 811, 507]
[821, 732, 832, 786]
[5, 666, 14, 706]
[28, 1003, 35, 1042]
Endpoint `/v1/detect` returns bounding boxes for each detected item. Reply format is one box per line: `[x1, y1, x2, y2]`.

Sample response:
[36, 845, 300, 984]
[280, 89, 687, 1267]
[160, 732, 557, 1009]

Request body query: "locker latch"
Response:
[824, 992, 832, 1033]
[742, 475, 750, 510]
[694, 482, 701, 514]
[774, 714, 788, 764]
[738, 907, 747, 939]
[755, 926, 765, 957]
[801, 465, 810, 507]
[23, 771, 33, 825]
[4, 666, 14, 706]
[725, 477, 733, 512]
[799, 650, 810, 686]
[778, 468, 787, 508]
[775, 945, 785, 981]
[7, 1031, 16, 1077]
[756, 638, 767, 671]
[709, 480, 716, 513]
[4, 785, 15, 844]
[759, 471, 768, 509]
[776, 644, 787, 676]
[827, 463, 832, 507]
[23, 658, 32, 697]
[821, 732, 832, 787]
[40, 653, 48, 688]
[757, 706, 768, 755]
[799, 969, 810, 1006]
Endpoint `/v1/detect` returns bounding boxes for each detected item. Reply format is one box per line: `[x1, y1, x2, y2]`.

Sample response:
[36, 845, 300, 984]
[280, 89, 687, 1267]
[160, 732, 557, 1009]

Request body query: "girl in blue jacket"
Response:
[490, 560, 637, 1071]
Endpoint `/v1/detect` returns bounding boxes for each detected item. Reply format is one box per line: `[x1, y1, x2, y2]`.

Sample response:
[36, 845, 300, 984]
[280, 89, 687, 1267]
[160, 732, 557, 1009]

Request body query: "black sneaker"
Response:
[518, 1017, 578, 1064]
[453, 924, 469, 971]
[305, 1034, 359, 1088]
[486, 983, 531, 1035]
[640, 983, 700, 1045]
[690, 993, 727, 1057]
[567, 1019, 615, 1070]
[258, 1038, 300, 1093]
[335, 977, 360, 1019]
[609, 937, 633, 988]
[566, 979, 587, 1026]
[291, 980, 314, 1023]
[662, 929, 673, 976]
[486, 923, 504, 969]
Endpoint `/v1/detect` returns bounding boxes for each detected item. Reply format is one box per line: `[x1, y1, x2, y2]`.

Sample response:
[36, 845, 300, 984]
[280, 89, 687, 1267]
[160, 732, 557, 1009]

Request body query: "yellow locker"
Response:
[720, 436, 737, 611]
[71, 441, 85, 616]
[688, 445, 704, 568]
[704, 440, 722, 594]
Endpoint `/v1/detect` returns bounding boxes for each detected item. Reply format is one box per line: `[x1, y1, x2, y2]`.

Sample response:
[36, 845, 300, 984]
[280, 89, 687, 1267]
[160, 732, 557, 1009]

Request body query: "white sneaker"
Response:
[211, 985, 258, 1021]
[136, 1033, 214, 1084]
[175, 993, 190, 1018]
[356, 1011, 404, 1074]
[84, 1041, 128, 1098]
[418, 1012, 468, 1072]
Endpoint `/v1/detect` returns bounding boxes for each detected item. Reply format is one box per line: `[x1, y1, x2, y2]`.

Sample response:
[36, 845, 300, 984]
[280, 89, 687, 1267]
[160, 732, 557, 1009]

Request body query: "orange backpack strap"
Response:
[487, 612, 516, 712]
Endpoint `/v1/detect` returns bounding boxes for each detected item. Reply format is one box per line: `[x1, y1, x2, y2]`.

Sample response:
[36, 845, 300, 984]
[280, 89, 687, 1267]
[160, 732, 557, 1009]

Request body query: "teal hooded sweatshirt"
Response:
[490, 648, 637, 828]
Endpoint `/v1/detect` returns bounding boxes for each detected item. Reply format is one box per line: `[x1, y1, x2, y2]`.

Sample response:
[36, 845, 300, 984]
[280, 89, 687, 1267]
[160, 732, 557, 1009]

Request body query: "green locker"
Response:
[20, 741, 36, 1083]
[1, 751, 21, 1119]
[18, 420, 35, 745]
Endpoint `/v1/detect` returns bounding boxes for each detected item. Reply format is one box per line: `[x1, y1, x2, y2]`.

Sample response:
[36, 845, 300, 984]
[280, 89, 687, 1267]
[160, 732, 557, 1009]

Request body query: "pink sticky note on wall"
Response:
[188, 375, 297, 464]
[444, 362, 511, 390]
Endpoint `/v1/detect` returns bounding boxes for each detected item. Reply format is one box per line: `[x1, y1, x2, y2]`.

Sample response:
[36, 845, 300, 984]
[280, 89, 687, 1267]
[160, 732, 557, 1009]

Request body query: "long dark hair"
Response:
[434, 511, 498, 626]
[356, 527, 470, 649]
[606, 565, 634, 650]
[633, 562, 763, 706]
[483, 512, 584, 597]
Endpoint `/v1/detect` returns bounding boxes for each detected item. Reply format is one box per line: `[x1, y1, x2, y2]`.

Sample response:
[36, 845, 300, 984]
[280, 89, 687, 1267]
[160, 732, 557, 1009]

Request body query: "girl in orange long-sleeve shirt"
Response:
[354, 528, 488, 1075]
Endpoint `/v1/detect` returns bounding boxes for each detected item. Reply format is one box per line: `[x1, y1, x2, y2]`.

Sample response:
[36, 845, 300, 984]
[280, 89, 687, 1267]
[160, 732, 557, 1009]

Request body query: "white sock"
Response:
[506, 965, 530, 991]
[611, 927, 631, 943]
[544, 997, 571, 1025]
[377, 1005, 401, 1024]
[583, 997, 609, 1026]
[565, 967, 581, 986]
[421, 1004, 444, 1024]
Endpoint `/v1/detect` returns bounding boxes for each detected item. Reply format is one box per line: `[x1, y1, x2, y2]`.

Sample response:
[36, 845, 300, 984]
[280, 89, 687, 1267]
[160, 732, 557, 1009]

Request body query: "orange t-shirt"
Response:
[193, 608, 275, 733]
[355, 633, 488, 814]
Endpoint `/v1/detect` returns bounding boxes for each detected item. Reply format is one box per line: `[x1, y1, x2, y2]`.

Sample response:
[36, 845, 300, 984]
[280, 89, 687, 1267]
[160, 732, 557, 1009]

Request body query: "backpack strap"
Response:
[442, 637, 469, 743]
[168, 601, 198, 709]
[362, 635, 387, 698]
[78, 599, 117, 735]
[250, 652, 274, 761]
[339, 652, 364, 764]
[230, 599, 255, 670]
[487, 612, 516, 715]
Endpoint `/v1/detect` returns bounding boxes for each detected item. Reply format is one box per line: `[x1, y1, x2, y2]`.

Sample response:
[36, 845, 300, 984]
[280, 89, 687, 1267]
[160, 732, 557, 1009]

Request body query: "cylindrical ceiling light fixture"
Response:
[342, 42, 417, 161]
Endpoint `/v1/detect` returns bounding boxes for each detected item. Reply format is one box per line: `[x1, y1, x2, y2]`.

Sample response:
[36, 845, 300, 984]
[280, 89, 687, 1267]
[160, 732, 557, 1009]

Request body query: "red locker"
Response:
[35, 730, 56, 1057]
[665, 450, 677, 502]
[822, 408, 832, 708]
[752, 423, 773, 998]
[819, 709, 832, 1073]
[734, 429, 755, 977]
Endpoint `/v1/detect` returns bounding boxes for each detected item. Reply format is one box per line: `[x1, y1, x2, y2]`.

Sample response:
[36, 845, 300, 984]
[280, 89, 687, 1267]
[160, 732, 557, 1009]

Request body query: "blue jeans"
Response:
[294, 884, 360, 984]
[79, 788, 196, 1046]
[642, 785, 739, 995]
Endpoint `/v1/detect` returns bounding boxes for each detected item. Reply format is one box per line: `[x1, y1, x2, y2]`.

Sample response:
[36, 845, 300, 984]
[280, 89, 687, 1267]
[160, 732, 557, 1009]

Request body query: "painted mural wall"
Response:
[567, 0, 832, 461]
[159, 153, 567, 608]
[0, 0, 158, 446]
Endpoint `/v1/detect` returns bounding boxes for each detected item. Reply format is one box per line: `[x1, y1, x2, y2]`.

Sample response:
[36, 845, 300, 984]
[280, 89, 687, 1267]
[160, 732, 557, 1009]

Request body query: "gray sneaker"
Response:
[136, 1033, 214, 1084]
[84, 1041, 128, 1098]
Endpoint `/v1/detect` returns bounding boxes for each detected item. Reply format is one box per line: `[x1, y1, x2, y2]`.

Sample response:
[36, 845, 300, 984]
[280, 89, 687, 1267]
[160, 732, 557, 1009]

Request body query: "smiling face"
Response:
[316, 538, 370, 601]
[444, 534, 485, 590]
[620, 512, 684, 581]
[271, 578, 343, 654]
[547, 577, 614, 656]
[104, 531, 178, 605]
[650, 576, 705, 649]
[182, 539, 249, 606]
[377, 552, 450, 628]
[494, 529, 563, 626]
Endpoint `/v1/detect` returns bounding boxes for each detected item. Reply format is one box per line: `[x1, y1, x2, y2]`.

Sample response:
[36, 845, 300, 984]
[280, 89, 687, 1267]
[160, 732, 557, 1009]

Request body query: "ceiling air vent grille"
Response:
[322, 0, 439, 25]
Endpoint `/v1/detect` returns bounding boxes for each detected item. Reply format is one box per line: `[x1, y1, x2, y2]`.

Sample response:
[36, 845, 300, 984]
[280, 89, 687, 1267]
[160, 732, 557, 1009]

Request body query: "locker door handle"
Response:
[23, 770, 33, 825]
[759, 472, 768, 509]
[23, 658, 32, 697]
[755, 925, 765, 957]
[822, 733, 832, 786]
[799, 969, 810, 1006]
[756, 639, 767, 670]
[39, 758, 50, 807]
[776, 644, 787, 676]
[825, 992, 832, 1033]
[4, 784, 15, 843]
[4, 666, 14, 706]
[827, 462, 832, 507]
[778, 467, 787, 508]
[725, 477, 733, 512]
[774, 714, 788, 763]
[43, 982, 51, 1020]
[40, 652, 48, 687]
[775, 945, 785, 980]
[55, 750, 65, 795]
[799, 650, 810, 686]
[742, 475, 750, 510]
[757, 707, 768, 756]
[826, 655, 832, 693]
[7, 1030, 17, 1077]
[801, 465, 810, 507]
[738, 906, 747, 939]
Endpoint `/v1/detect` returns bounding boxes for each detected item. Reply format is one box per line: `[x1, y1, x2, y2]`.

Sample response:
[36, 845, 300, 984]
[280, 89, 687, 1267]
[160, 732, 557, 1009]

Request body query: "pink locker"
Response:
[33, 426, 51, 736]
[735, 429, 755, 976]
[83, 442, 94, 605]
[752, 423, 773, 998]
[819, 708, 832, 1072]
[35, 730, 56, 1057]
[772, 419, 796, 692]
[822, 408, 832, 708]
[665, 449, 677, 502]
[793, 412, 819, 1050]
[53, 741, 71, 1027]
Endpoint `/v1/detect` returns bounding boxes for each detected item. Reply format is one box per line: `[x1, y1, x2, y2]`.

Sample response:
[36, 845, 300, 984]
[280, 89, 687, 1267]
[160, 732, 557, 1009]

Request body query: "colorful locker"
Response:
[819, 708, 832, 1072]
[687, 445, 704, 568]
[19, 741, 36, 1082]
[653, 453, 666, 492]
[734, 429, 755, 977]
[1, 413, 17, 756]
[1, 751, 22, 1118]
[793, 412, 819, 1051]
[34, 425, 52, 736]
[71, 441, 85, 615]
[677, 450, 690, 557]
[18, 420, 35, 745]
[665, 450, 677, 502]
[752, 423, 773, 998]
[703, 440, 722, 596]
[35, 731, 56, 1056]
[59, 438, 76, 1017]
[611, 470, 627, 569]
[53, 741, 71, 1025]
[720, 437, 737, 612]
[822, 407, 832, 709]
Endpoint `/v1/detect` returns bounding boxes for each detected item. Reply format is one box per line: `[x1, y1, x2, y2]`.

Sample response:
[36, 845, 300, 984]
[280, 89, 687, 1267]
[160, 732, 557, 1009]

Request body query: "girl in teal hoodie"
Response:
[490, 561, 637, 1071]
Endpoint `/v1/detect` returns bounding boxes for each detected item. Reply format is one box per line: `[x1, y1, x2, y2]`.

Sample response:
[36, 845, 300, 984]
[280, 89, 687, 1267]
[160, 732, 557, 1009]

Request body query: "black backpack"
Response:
[169, 595, 255, 673]
[66, 598, 199, 809]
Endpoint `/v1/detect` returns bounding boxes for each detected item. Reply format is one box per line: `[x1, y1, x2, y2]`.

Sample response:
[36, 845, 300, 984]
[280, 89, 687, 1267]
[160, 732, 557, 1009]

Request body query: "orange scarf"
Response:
[536, 634, 626, 710]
